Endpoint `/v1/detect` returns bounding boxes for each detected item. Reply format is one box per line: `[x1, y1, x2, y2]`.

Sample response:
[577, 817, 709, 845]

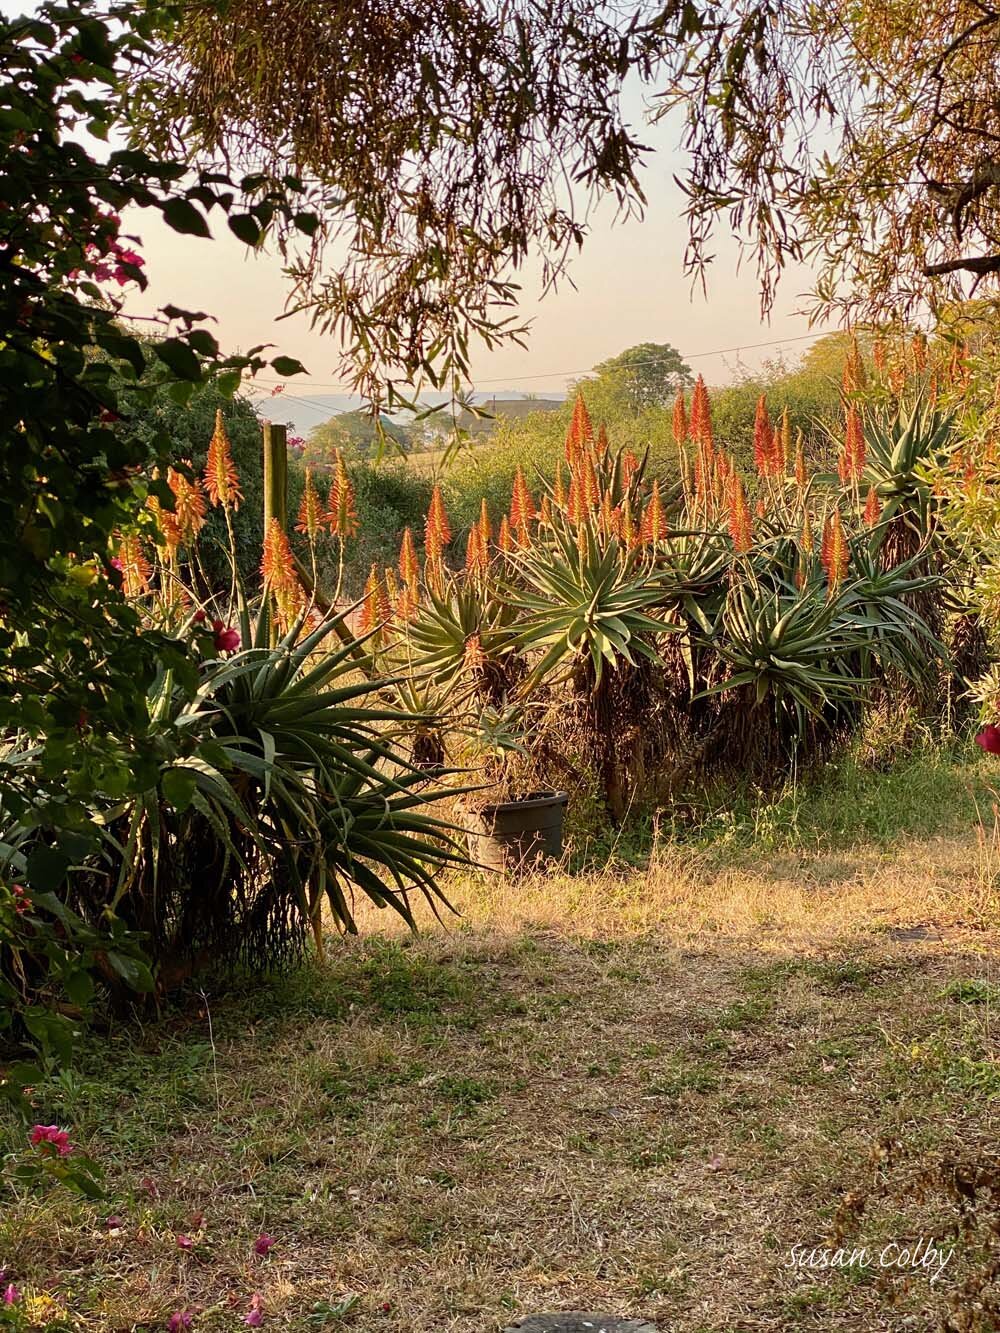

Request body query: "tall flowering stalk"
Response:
[327, 450, 358, 601]
[425, 484, 452, 565]
[261, 517, 303, 629]
[863, 485, 882, 527]
[498, 514, 514, 553]
[295, 469, 324, 543]
[838, 405, 866, 484]
[639, 478, 665, 546]
[752, 393, 776, 478]
[398, 526, 419, 589]
[478, 498, 493, 547]
[204, 409, 243, 511]
[672, 387, 688, 449]
[726, 473, 753, 553]
[821, 508, 849, 591]
[510, 465, 536, 542]
[168, 467, 207, 547]
[117, 532, 152, 597]
[794, 431, 808, 492]
[358, 563, 391, 645]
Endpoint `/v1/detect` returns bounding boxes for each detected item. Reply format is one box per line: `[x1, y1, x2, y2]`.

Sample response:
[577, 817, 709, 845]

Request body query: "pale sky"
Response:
[119, 99, 832, 403]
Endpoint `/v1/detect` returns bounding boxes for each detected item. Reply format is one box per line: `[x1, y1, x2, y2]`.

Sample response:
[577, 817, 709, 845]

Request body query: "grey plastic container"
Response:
[467, 789, 569, 873]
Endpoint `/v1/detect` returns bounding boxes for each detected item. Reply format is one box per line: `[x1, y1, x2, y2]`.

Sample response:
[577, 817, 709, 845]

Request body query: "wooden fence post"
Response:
[262, 420, 288, 534]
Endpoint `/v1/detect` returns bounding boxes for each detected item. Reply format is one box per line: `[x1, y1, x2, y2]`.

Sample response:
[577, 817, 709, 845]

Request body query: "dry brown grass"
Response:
[2, 829, 999, 1333]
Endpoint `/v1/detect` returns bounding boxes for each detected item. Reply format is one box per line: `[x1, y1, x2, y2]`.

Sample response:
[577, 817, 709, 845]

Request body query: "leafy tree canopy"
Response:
[584, 341, 692, 415]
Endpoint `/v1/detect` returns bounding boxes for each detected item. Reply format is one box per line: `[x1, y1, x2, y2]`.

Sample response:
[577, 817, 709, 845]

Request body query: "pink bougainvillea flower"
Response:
[244, 1295, 264, 1327]
[105, 1215, 124, 1231]
[976, 724, 1000, 755]
[380, 1302, 391, 1314]
[175, 1234, 194, 1250]
[140, 1176, 160, 1198]
[167, 1313, 193, 1333]
[110, 557, 123, 571]
[253, 1234, 276, 1258]
[210, 620, 240, 653]
[3, 1284, 19, 1305]
[30, 1124, 72, 1156]
[192, 609, 207, 625]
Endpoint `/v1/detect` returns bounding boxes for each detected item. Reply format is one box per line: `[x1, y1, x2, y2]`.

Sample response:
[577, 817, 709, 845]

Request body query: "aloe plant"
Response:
[79, 600, 471, 974]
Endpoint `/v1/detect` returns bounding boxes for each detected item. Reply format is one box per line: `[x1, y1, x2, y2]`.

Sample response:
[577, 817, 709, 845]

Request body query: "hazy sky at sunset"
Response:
[117, 86, 833, 400]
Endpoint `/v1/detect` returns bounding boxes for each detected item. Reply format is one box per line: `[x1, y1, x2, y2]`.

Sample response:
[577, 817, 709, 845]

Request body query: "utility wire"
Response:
[246, 329, 832, 394]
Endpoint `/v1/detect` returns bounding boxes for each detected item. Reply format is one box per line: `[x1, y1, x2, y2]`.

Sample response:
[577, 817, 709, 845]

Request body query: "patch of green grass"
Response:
[670, 742, 986, 856]
[646, 1055, 720, 1100]
[941, 977, 1000, 1005]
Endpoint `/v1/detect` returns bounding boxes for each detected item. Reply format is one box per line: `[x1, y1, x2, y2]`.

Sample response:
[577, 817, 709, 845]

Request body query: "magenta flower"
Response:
[211, 621, 240, 653]
[3, 1285, 19, 1305]
[244, 1296, 264, 1328]
[253, 1234, 276, 1258]
[976, 723, 1000, 755]
[105, 1215, 124, 1231]
[192, 609, 207, 625]
[167, 1314, 193, 1333]
[30, 1124, 72, 1156]
[175, 1234, 194, 1250]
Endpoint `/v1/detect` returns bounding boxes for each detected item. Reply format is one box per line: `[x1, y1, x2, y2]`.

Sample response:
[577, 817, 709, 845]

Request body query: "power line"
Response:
[246, 329, 831, 394]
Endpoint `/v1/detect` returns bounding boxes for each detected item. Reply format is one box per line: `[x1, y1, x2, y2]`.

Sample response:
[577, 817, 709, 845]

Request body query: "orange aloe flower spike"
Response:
[498, 514, 514, 553]
[639, 478, 665, 546]
[752, 394, 775, 478]
[672, 387, 688, 447]
[327, 451, 359, 538]
[863, 486, 882, 527]
[510, 465, 537, 532]
[204, 409, 243, 510]
[398, 526, 419, 587]
[295, 468, 324, 542]
[168, 466, 207, 545]
[478, 497, 493, 546]
[726, 474, 753, 553]
[117, 532, 153, 597]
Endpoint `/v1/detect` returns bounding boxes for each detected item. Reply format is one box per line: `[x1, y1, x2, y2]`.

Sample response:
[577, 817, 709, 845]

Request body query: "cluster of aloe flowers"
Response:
[340, 370, 954, 814]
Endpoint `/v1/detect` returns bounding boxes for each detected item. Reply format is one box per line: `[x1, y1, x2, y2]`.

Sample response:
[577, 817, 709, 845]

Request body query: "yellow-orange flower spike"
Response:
[498, 514, 514, 553]
[478, 497, 493, 546]
[359, 563, 391, 638]
[295, 468, 324, 542]
[872, 337, 887, 375]
[396, 582, 418, 622]
[595, 422, 610, 456]
[821, 509, 849, 589]
[510, 465, 537, 531]
[689, 374, 714, 452]
[672, 387, 688, 447]
[205, 409, 243, 510]
[538, 495, 553, 525]
[839, 406, 866, 483]
[148, 485, 182, 556]
[327, 451, 359, 538]
[621, 497, 636, 547]
[568, 391, 594, 455]
[566, 472, 586, 526]
[168, 466, 207, 545]
[621, 450, 639, 488]
[639, 479, 666, 546]
[398, 526, 419, 587]
[794, 431, 808, 491]
[553, 462, 566, 508]
[425, 484, 452, 561]
[863, 486, 882, 527]
[261, 516, 297, 592]
[801, 509, 814, 556]
[117, 532, 152, 597]
[726, 474, 753, 554]
[465, 524, 489, 574]
[910, 332, 927, 374]
[778, 408, 791, 474]
[842, 336, 866, 395]
[752, 394, 776, 477]
[463, 632, 486, 674]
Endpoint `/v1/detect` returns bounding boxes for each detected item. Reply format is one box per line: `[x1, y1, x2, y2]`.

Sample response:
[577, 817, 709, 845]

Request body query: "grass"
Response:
[2, 747, 1000, 1331]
